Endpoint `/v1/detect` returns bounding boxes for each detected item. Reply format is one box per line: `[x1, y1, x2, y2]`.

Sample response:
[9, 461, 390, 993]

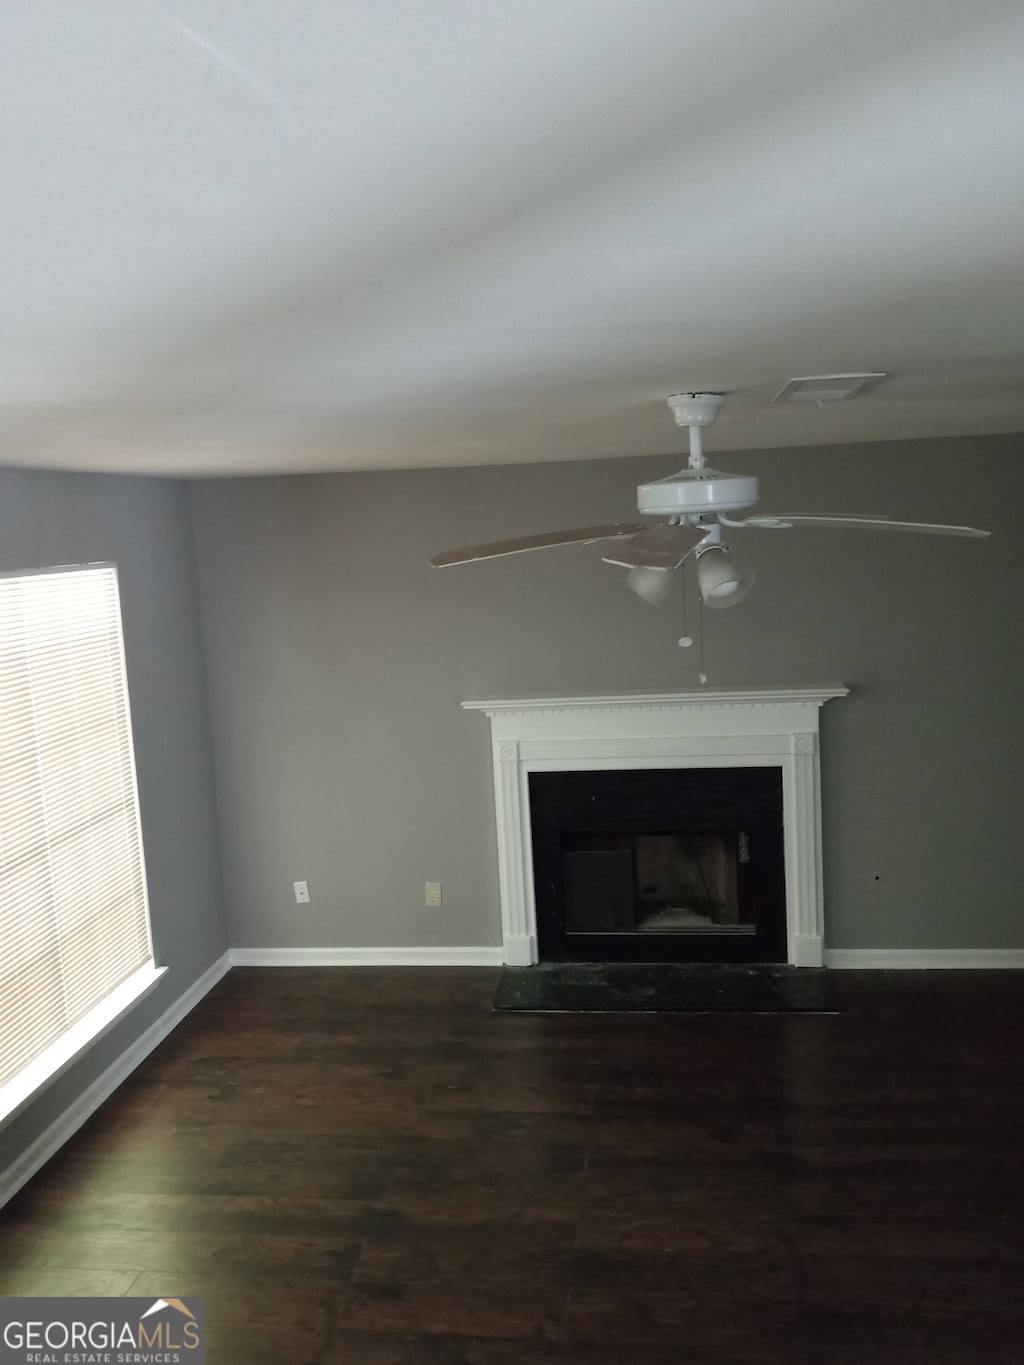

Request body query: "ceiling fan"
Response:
[430, 392, 990, 608]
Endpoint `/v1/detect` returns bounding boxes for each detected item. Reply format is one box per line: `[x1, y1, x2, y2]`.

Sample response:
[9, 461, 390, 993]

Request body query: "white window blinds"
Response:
[0, 565, 156, 1119]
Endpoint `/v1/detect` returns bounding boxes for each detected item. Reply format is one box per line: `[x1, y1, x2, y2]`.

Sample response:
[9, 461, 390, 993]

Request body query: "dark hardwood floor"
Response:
[2, 967, 1022, 1363]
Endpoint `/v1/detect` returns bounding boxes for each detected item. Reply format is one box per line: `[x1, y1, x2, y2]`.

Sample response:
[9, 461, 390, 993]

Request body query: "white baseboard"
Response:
[231, 946, 1023, 970]
[825, 949, 1024, 969]
[0, 951, 232, 1210]
[229, 946, 505, 967]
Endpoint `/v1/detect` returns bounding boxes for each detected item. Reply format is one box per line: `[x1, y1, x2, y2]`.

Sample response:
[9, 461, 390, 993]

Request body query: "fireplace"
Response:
[463, 687, 847, 967]
[529, 766, 786, 963]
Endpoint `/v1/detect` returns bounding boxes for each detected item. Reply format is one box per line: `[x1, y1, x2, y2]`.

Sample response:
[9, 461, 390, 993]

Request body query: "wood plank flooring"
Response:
[1, 967, 1022, 1363]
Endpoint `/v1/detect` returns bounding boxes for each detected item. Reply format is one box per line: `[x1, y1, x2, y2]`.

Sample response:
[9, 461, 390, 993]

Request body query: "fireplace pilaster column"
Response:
[786, 732, 825, 967]
[491, 740, 536, 965]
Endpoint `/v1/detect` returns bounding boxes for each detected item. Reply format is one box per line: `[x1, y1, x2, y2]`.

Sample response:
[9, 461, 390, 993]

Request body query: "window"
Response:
[0, 564, 160, 1123]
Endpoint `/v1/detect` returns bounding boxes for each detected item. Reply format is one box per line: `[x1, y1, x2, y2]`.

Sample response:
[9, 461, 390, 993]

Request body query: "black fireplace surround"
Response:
[528, 766, 786, 963]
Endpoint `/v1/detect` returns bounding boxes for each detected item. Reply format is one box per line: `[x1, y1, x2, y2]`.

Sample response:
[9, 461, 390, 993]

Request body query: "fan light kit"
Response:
[430, 391, 990, 626]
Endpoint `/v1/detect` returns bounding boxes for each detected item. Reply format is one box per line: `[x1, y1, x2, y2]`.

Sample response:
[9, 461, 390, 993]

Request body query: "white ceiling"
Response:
[2, 1, 1023, 477]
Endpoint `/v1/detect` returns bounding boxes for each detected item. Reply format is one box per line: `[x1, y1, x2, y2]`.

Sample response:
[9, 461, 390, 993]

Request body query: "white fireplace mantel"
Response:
[463, 687, 848, 968]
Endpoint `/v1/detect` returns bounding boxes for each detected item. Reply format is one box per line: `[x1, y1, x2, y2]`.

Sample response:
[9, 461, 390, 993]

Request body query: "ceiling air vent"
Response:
[773, 373, 887, 403]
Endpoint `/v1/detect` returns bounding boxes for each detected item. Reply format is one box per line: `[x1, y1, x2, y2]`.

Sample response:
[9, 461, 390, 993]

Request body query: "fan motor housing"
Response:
[637, 468, 760, 517]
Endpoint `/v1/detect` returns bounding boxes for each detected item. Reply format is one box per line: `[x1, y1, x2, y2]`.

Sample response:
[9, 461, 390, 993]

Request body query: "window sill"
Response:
[0, 961, 167, 1128]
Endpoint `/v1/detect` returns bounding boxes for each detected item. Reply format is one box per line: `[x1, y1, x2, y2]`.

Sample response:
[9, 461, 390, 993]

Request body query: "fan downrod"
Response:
[637, 392, 758, 518]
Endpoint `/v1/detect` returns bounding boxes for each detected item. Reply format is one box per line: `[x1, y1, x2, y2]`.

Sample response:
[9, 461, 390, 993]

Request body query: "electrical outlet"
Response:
[293, 880, 310, 904]
[425, 881, 442, 908]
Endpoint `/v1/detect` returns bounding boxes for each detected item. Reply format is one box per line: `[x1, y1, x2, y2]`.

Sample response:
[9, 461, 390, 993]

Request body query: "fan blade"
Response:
[430, 523, 645, 567]
[733, 514, 990, 538]
[601, 523, 708, 570]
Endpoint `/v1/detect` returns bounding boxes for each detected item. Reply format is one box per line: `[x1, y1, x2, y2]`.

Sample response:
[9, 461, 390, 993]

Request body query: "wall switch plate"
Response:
[425, 881, 442, 907]
[293, 880, 310, 904]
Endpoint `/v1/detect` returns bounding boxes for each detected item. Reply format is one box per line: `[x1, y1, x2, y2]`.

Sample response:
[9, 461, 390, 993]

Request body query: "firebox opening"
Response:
[562, 831, 751, 936]
[529, 766, 786, 963]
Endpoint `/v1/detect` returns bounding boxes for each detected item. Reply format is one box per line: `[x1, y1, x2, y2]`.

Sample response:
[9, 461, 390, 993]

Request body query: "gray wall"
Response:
[190, 432, 1024, 954]
[0, 466, 228, 1165]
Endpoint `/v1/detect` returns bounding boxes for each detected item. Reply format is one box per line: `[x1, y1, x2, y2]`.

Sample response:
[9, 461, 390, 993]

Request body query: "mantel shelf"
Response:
[463, 686, 849, 715]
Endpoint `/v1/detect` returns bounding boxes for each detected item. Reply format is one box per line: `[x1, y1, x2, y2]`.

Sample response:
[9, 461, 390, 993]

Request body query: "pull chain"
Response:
[678, 563, 693, 651]
[677, 562, 706, 683]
